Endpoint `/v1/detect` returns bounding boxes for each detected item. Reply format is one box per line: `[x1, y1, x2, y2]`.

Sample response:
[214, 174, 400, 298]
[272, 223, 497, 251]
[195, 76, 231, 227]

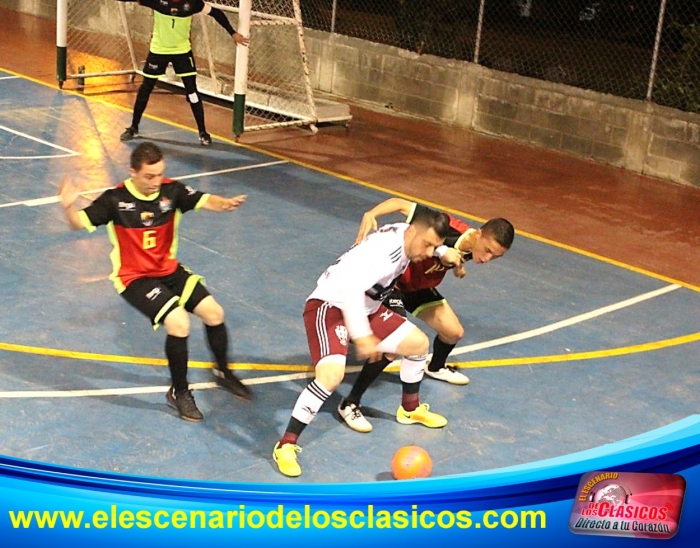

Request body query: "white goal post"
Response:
[56, 0, 350, 136]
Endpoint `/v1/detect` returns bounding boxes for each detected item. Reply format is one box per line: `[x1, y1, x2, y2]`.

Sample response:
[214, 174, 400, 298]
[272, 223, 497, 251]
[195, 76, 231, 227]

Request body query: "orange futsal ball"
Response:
[391, 446, 432, 480]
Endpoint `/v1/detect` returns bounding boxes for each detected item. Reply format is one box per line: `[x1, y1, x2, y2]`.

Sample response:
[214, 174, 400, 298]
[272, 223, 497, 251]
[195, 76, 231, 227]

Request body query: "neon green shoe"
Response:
[273, 442, 302, 477]
[396, 403, 448, 428]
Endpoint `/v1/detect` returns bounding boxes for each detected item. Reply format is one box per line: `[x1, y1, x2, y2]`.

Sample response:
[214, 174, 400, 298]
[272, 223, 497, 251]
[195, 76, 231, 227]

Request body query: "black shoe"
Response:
[166, 386, 204, 422]
[199, 131, 212, 146]
[120, 126, 139, 141]
[212, 368, 252, 400]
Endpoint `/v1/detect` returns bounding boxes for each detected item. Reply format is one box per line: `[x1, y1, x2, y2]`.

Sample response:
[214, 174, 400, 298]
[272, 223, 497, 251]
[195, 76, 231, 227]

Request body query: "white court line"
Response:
[0, 76, 20, 80]
[451, 283, 681, 355]
[0, 373, 355, 399]
[0, 285, 681, 399]
[0, 153, 81, 160]
[0, 160, 289, 209]
[175, 160, 287, 181]
[0, 122, 80, 157]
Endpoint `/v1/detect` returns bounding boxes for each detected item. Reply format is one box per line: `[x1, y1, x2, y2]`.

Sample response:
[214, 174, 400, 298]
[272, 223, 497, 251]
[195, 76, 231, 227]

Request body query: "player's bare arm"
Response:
[354, 197, 414, 244]
[58, 175, 87, 231]
[201, 193, 247, 212]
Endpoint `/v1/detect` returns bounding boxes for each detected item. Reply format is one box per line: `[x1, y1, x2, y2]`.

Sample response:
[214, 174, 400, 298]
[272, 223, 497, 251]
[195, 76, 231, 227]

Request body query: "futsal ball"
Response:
[391, 445, 432, 480]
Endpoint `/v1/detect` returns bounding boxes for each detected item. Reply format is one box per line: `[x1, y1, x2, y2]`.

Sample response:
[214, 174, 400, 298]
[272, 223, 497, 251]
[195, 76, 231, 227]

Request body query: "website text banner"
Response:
[2, 416, 700, 547]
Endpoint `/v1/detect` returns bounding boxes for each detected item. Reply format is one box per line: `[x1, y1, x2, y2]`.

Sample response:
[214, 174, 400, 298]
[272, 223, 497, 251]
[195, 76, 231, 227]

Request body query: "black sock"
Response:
[165, 335, 189, 393]
[284, 417, 307, 438]
[429, 335, 456, 372]
[205, 323, 229, 372]
[189, 96, 206, 133]
[346, 355, 391, 405]
[401, 381, 421, 411]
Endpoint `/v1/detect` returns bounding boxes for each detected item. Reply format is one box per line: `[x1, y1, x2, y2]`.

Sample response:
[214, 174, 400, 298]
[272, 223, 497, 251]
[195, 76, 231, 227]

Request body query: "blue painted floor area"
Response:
[1, 72, 699, 483]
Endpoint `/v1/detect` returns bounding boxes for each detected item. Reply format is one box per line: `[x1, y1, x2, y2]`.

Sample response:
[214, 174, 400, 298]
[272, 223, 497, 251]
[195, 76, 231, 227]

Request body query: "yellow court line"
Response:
[2, 65, 699, 293]
[0, 341, 312, 372]
[2, 332, 699, 373]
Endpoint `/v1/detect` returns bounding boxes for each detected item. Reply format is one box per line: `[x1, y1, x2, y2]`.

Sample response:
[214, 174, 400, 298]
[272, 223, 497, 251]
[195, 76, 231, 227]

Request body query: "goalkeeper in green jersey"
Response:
[117, 0, 249, 146]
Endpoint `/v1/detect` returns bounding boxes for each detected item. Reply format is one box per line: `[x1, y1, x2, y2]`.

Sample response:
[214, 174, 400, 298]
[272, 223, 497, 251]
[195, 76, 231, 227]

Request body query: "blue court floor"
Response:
[1, 70, 699, 483]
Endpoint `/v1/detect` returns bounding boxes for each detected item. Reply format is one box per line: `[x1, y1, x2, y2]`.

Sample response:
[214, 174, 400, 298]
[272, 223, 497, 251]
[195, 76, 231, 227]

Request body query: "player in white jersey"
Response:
[272, 207, 452, 477]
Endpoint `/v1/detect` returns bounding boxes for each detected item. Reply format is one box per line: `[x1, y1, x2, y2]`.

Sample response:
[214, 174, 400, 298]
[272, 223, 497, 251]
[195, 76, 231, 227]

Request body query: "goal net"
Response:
[57, 0, 321, 135]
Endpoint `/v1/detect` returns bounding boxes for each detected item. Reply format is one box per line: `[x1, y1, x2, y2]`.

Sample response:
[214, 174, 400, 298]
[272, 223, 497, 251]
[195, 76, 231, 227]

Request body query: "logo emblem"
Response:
[145, 288, 162, 301]
[425, 261, 446, 275]
[140, 211, 155, 226]
[159, 197, 172, 213]
[334, 325, 348, 346]
[301, 406, 316, 417]
[118, 201, 136, 211]
[569, 471, 686, 539]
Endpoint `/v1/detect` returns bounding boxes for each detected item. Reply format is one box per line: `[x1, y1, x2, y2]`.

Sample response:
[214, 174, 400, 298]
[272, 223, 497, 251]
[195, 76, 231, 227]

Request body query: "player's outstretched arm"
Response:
[58, 175, 87, 231]
[203, 3, 250, 45]
[201, 194, 247, 212]
[354, 197, 414, 244]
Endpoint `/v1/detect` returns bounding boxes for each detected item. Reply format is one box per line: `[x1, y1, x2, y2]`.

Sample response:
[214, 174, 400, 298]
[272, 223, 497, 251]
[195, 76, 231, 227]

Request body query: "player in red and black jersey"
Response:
[337, 198, 514, 432]
[59, 141, 251, 422]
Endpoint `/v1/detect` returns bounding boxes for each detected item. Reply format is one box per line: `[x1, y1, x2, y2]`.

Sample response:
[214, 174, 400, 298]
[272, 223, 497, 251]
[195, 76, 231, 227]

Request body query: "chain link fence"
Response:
[2, 0, 696, 114]
[300, 0, 700, 114]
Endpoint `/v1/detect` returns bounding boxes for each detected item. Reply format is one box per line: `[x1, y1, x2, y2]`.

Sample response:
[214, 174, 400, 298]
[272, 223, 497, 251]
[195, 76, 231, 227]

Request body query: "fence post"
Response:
[646, 0, 669, 102]
[56, 0, 68, 87]
[474, 0, 486, 64]
[233, 0, 252, 137]
[330, 0, 337, 35]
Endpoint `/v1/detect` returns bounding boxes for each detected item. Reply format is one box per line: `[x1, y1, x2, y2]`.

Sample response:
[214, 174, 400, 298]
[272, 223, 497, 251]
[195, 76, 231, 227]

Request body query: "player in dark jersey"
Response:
[116, 0, 249, 146]
[337, 198, 514, 433]
[59, 141, 251, 422]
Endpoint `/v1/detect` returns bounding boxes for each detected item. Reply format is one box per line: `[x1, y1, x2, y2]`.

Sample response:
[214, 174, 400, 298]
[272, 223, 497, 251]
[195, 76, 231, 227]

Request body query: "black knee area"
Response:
[138, 77, 158, 95]
[181, 75, 198, 97]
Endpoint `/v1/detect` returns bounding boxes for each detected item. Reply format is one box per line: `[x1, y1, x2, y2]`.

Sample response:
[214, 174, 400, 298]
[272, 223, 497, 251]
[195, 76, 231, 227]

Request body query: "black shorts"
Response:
[384, 287, 445, 317]
[142, 51, 196, 78]
[120, 264, 210, 327]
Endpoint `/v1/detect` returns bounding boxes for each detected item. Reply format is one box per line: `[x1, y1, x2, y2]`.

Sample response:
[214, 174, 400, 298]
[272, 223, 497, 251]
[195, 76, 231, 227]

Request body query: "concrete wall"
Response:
[3, 0, 698, 187]
[0, 0, 55, 18]
[306, 31, 700, 188]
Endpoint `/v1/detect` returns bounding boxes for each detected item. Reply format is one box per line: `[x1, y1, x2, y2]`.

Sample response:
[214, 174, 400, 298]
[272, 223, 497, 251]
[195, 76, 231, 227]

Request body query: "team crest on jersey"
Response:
[140, 211, 155, 227]
[185, 185, 197, 195]
[159, 197, 172, 213]
[334, 325, 348, 346]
